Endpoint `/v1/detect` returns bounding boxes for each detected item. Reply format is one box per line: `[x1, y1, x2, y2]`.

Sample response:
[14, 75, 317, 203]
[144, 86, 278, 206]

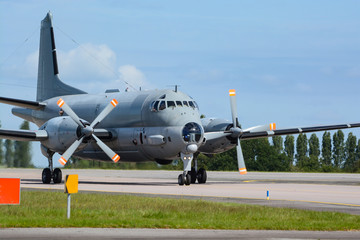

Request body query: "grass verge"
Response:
[0, 191, 359, 230]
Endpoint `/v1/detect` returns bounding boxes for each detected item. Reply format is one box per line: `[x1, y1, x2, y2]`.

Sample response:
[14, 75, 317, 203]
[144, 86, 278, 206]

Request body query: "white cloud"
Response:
[117, 64, 149, 90]
[58, 43, 117, 81]
[20, 43, 151, 93]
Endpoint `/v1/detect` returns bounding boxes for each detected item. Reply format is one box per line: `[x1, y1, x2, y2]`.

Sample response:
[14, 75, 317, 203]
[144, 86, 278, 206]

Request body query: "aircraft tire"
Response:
[178, 174, 184, 185]
[53, 168, 62, 184]
[185, 173, 191, 186]
[42, 168, 52, 184]
[190, 168, 197, 184]
[197, 168, 207, 184]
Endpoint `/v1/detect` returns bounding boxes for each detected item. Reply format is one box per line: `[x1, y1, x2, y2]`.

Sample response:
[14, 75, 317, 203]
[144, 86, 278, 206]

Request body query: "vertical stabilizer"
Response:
[37, 12, 86, 101]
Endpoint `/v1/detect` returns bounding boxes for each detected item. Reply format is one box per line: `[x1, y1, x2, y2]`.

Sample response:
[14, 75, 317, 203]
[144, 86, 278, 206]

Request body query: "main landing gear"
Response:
[41, 151, 62, 184]
[178, 153, 207, 186]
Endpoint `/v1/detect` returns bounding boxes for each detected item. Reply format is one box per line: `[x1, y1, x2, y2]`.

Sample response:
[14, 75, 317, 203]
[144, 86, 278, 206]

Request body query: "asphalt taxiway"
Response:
[1, 168, 360, 215]
[1, 228, 360, 240]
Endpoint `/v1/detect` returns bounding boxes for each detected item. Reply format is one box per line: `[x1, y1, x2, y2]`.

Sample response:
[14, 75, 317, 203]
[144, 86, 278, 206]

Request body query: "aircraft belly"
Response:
[73, 150, 149, 162]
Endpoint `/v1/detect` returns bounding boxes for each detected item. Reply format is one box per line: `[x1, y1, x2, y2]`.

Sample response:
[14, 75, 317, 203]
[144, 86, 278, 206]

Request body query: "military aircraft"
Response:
[1, 12, 360, 185]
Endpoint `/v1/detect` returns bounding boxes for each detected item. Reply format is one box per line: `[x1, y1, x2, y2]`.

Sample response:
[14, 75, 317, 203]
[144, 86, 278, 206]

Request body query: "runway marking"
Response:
[21, 186, 360, 207]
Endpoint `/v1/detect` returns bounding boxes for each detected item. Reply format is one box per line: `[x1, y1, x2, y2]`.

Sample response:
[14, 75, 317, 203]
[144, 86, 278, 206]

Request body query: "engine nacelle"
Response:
[39, 116, 83, 153]
[199, 118, 235, 154]
[201, 118, 232, 132]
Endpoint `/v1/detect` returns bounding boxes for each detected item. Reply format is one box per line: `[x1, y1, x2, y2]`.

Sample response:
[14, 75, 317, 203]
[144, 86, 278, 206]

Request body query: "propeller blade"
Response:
[57, 98, 85, 127]
[90, 99, 118, 128]
[229, 89, 247, 174]
[236, 138, 247, 175]
[92, 134, 120, 163]
[58, 136, 84, 166]
[229, 89, 239, 128]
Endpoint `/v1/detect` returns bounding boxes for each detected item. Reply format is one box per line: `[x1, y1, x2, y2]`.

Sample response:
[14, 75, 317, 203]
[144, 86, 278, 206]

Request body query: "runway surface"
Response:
[1, 228, 360, 240]
[1, 169, 360, 214]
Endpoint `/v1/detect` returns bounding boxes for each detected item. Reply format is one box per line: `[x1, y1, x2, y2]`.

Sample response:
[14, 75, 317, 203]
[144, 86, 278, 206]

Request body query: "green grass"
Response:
[0, 191, 359, 230]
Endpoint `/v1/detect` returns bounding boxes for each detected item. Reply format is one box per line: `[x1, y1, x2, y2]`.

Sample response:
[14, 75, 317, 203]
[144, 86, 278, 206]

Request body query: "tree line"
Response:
[198, 131, 360, 173]
[0, 121, 33, 168]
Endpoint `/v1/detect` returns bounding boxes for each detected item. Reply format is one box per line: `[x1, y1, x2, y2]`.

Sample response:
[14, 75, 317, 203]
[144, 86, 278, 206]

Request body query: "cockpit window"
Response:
[176, 101, 183, 107]
[189, 101, 195, 108]
[159, 101, 166, 111]
[167, 101, 176, 108]
[159, 94, 166, 99]
[183, 101, 189, 107]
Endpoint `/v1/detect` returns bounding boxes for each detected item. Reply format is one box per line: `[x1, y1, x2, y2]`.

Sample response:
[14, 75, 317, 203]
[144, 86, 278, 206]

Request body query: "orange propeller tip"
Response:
[270, 123, 276, 131]
[229, 89, 236, 96]
[58, 156, 67, 166]
[57, 98, 64, 107]
[111, 99, 118, 107]
[239, 168, 247, 175]
[112, 154, 120, 163]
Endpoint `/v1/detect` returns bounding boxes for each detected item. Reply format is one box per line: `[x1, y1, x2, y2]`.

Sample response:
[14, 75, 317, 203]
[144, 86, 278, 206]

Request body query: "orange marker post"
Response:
[0, 178, 21, 205]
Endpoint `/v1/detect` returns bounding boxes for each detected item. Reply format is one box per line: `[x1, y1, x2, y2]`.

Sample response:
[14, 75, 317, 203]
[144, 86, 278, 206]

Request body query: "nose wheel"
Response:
[178, 172, 191, 186]
[178, 153, 207, 185]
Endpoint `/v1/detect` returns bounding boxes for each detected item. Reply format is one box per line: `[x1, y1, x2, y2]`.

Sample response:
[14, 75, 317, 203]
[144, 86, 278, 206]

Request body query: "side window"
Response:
[152, 101, 159, 112]
[189, 101, 195, 108]
[176, 101, 183, 107]
[167, 101, 176, 108]
[183, 101, 189, 107]
[194, 101, 199, 109]
[159, 101, 166, 111]
[150, 101, 156, 112]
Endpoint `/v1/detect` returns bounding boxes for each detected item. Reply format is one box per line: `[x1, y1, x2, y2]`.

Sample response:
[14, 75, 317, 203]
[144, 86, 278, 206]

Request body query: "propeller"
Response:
[56, 98, 120, 166]
[229, 89, 247, 175]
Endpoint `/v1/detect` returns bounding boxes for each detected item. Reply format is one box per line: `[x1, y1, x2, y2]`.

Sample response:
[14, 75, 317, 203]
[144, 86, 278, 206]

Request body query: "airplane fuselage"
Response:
[13, 89, 205, 163]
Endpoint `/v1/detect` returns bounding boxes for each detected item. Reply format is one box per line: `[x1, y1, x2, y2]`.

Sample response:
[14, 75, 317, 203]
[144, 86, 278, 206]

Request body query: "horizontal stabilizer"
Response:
[0, 129, 48, 141]
[240, 123, 360, 140]
[0, 96, 46, 110]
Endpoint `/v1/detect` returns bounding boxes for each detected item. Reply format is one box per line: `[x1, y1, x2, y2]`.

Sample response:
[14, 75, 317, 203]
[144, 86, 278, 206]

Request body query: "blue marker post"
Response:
[266, 190, 269, 200]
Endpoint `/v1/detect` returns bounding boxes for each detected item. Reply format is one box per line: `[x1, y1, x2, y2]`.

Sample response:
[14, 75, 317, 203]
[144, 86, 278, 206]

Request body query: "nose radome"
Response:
[186, 144, 198, 153]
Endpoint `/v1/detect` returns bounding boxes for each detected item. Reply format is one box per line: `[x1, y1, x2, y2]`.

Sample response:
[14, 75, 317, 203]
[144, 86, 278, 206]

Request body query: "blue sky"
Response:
[1, 0, 359, 167]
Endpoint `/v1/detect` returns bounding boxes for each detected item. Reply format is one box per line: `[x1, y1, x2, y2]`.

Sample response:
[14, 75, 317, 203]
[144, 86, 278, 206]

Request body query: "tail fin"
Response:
[36, 12, 86, 101]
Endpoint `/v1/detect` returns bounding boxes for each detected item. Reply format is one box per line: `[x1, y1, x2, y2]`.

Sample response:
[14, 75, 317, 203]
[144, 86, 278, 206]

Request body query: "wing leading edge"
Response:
[0, 129, 48, 141]
[240, 123, 360, 140]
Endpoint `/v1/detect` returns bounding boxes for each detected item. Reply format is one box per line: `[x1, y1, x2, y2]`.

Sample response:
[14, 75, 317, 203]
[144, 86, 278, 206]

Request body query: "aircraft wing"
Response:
[240, 123, 360, 140]
[0, 129, 48, 141]
[0, 96, 46, 110]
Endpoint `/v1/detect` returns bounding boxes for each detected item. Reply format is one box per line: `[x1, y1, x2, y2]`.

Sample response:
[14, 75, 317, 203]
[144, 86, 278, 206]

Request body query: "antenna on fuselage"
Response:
[167, 85, 181, 92]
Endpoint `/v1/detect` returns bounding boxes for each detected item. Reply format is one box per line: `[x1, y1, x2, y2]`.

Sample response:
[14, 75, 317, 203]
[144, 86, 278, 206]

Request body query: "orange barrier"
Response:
[0, 178, 21, 205]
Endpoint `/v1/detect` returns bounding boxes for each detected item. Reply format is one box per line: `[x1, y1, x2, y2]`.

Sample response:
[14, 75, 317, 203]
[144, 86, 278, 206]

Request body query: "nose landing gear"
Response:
[178, 153, 207, 185]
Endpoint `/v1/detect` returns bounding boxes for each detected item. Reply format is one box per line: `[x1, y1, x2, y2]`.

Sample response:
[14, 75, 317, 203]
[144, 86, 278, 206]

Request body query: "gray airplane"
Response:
[1, 12, 360, 185]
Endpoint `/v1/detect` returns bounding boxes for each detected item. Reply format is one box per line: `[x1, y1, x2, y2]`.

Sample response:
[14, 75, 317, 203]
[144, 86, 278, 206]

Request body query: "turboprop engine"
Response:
[39, 116, 84, 153]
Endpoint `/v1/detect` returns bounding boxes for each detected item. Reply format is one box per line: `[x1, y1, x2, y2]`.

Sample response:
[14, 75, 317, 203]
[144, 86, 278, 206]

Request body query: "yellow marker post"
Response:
[64, 174, 78, 219]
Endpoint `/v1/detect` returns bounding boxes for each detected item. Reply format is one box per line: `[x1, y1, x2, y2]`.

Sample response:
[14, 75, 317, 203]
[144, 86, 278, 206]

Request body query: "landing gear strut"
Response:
[42, 151, 62, 184]
[178, 153, 207, 185]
